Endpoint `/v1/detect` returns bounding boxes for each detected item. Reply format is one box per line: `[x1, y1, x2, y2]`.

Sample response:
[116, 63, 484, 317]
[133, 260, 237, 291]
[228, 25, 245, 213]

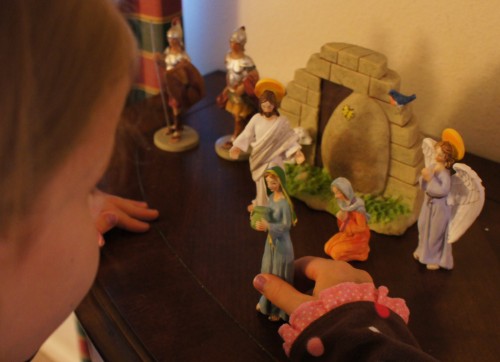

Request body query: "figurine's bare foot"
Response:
[171, 130, 182, 141]
[222, 141, 233, 150]
[268, 315, 280, 322]
[247, 204, 254, 213]
[256, 303, 261, 312]
[413, 252, 419, 261]
[426, 264, 439, 270]
[165, 126, 175, 135]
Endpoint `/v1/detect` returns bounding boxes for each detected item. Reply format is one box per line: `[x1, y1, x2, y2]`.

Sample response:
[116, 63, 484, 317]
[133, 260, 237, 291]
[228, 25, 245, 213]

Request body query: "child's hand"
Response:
[253, 257, 373, 315]
[90, 189, 159, 234]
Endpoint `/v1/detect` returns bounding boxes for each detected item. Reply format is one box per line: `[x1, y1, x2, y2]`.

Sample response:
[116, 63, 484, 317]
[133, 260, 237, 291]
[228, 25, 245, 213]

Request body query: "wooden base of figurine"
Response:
[214, 135, 250, 161]
[154, 126, 199, 152]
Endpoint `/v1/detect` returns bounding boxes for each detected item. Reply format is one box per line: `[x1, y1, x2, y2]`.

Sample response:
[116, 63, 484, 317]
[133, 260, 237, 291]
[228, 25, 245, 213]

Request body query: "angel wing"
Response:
[446, 163, 485, 244]
[422, 137, 437, 168]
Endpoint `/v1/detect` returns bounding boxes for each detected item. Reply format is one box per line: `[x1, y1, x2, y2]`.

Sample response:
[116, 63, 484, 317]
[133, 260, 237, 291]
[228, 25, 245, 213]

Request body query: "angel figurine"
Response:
[413, 128, 485, 270]
[154, 17, 205, 148]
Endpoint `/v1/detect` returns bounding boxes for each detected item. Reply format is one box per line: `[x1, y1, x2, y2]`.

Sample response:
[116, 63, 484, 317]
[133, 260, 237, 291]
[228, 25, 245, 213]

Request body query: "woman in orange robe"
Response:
[324, 177, 371, 261]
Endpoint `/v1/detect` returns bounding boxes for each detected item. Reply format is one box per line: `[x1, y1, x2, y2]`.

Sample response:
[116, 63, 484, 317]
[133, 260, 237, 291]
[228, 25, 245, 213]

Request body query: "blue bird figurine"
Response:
[389, 89, 416, 107]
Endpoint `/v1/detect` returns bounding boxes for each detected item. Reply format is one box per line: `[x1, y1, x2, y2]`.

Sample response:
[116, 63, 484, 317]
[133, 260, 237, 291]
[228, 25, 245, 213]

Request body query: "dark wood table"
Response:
[76, 72, 500, 361]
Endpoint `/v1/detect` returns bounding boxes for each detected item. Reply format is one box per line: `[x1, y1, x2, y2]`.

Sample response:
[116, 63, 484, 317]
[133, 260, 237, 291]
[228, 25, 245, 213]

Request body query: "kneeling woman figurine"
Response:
[255, 166, 297, 322]
[324, 177, 370, 262]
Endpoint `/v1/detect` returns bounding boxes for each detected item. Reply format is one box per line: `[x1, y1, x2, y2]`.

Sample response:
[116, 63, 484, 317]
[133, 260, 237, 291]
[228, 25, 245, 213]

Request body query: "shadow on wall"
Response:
[399, 36, 439, 130]
[448, 66, 500, 162]
[183, 0, 239, 75]
[368, 31, 439, 137]
[384, 33, 499, 163]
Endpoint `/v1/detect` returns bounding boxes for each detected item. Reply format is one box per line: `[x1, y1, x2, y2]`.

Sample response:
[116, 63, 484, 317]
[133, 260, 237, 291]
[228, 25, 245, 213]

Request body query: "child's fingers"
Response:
[295, 257, 373, 296]
[253, 273, 314, 315]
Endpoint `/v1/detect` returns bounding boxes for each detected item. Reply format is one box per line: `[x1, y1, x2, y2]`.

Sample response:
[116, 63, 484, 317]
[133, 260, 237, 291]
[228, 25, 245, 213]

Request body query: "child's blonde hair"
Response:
[0, 0, 136, 234]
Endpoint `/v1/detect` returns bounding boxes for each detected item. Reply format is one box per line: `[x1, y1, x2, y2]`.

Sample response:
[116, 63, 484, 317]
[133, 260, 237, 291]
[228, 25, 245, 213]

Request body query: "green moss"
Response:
[360, 194, 411, 224]
[285, 163, 410, 224]
[285, 163, 332, 199]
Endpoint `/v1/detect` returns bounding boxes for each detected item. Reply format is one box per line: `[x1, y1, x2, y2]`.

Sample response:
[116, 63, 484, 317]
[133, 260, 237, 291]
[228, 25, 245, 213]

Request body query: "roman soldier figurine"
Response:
[216, 26, 259, 149]
[155, 18, 205, 142]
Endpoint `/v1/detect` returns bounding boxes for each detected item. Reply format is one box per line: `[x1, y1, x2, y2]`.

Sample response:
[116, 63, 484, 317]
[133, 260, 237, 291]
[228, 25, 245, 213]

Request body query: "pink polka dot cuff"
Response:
[278, 282, 410, 356]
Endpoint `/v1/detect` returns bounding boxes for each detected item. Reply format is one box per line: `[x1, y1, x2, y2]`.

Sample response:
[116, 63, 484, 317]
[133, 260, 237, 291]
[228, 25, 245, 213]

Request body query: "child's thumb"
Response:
[94, 212, 118, 234]
[253, 274, 313, 316]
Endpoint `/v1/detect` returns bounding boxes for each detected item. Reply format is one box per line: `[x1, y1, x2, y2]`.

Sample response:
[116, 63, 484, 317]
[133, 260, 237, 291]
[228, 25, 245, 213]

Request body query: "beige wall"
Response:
[184, 0, 500, 162]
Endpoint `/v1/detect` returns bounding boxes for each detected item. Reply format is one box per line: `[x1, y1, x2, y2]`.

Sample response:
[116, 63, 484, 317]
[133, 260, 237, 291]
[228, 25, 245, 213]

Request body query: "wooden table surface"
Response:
[76, 72, 500, 362]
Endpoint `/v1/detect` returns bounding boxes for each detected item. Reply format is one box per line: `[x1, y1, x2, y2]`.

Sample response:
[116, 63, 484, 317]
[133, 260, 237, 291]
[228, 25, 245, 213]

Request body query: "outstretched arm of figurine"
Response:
[90, 188, 159, 234]
[294, 150, 305, 165]
[253, 257, 372, 313]
[229, 146, 242, 160]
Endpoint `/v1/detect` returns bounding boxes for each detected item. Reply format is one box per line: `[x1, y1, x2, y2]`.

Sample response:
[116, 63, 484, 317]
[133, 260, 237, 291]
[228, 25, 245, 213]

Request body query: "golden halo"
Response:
[442, 128, 465, 160]
[254, 78, 286, 103]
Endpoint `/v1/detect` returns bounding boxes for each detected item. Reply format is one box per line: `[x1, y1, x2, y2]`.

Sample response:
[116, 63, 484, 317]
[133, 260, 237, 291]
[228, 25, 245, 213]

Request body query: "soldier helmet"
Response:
[167, 17, 183, 41]
[230, 26, 247, 45]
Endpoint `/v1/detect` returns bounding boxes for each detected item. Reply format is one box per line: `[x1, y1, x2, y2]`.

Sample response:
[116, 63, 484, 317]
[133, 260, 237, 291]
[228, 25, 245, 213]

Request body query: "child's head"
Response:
[0, 0, 136, 359]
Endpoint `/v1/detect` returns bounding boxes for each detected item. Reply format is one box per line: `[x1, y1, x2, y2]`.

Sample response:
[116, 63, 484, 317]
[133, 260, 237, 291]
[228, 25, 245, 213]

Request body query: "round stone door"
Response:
[321, 92, 390, 195]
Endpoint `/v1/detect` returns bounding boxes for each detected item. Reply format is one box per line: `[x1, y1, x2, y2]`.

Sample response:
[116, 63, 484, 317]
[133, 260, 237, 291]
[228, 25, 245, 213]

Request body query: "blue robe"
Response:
[414, 167, 453, 269]
[258, 195, 294, 320]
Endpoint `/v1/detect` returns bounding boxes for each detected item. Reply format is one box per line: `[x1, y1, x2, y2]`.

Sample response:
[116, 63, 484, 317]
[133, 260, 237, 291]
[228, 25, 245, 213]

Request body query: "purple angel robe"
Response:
[414, 166, 454, 269]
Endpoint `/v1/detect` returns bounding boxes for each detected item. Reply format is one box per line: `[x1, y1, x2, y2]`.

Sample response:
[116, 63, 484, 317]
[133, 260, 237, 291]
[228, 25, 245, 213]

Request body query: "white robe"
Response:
[233, 114, 300, 206]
